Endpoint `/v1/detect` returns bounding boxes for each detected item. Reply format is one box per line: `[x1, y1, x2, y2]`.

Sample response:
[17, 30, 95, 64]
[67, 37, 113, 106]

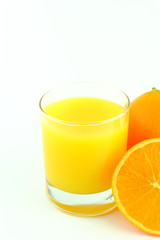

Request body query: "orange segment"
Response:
[112, 138, 160, 235]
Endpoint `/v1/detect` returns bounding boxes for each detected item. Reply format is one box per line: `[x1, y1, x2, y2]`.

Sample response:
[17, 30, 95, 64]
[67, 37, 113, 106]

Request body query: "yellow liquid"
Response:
[41, 97, 128, 215]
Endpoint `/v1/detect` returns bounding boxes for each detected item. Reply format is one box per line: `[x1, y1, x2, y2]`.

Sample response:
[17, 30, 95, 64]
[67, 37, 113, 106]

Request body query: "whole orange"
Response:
[127, 88, 160, 149]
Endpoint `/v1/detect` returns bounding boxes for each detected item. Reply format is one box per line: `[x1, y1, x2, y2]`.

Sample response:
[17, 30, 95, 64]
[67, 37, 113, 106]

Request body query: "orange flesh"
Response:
[112, 139, 160, 235]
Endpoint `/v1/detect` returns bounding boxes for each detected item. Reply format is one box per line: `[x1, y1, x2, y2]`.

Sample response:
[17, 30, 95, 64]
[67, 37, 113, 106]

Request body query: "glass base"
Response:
[46, 183, 116, 216]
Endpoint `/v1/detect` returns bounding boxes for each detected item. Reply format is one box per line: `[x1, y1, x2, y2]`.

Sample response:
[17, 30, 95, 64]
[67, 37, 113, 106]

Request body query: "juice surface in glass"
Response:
[41, 97, 128, 195]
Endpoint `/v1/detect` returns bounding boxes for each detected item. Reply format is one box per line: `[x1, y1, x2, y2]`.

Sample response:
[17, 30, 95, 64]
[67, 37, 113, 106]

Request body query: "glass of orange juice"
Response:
[39, 82, 130, 216]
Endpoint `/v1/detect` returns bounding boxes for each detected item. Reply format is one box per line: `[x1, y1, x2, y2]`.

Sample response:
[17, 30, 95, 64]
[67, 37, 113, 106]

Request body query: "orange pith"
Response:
[112, 138, 160, 235]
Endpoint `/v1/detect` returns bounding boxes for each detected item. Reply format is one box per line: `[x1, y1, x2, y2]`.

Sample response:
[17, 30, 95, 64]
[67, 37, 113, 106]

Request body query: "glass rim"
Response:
[39, 82, 130, 126]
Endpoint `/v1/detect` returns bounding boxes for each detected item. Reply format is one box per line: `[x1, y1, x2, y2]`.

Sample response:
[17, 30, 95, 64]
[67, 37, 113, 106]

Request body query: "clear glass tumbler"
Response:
[39, 82, 130, 216]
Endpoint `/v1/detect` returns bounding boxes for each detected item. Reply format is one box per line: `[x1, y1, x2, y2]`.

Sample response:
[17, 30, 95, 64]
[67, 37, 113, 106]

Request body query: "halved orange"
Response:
[112, 138, 160, 235]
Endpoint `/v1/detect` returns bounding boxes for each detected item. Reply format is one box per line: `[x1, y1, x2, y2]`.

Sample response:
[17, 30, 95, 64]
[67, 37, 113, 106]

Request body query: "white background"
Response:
[0, 0, 160, 239]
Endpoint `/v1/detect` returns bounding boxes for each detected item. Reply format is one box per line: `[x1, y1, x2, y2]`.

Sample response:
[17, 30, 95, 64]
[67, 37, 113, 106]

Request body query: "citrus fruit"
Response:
[112, 138, 160, 235]
[127, 88, 160, 149]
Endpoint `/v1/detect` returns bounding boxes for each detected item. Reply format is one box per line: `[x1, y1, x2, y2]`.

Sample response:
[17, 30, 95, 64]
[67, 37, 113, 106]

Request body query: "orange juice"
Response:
[41, 97, 128, 195]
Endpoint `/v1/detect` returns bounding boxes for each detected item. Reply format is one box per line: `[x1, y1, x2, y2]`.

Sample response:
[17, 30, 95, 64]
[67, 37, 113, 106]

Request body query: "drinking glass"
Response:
[39, 82, 130, 216]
